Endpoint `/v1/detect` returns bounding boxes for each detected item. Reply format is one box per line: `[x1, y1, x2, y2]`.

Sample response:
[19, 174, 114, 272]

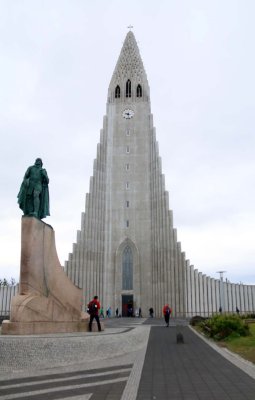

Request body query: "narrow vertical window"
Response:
[126, 201, 129, 208]
[126, 129, 130, 136]
[137, 84, 142, 97]
[126, 163, 129, 171]
[126, 220, 129, 228]
[126, 182, 129, 189]
[126, 80, 131, 97]
[115, 85, 120, 98]
[126, 146, 130, 153]
[122, 246, 133, 290]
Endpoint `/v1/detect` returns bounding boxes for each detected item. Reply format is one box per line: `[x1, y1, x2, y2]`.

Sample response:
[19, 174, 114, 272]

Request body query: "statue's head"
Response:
[35, 158, 43, 167]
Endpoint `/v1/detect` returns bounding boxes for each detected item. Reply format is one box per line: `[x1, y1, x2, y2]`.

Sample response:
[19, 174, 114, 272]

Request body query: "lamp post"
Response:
[216, 271, 227, 313]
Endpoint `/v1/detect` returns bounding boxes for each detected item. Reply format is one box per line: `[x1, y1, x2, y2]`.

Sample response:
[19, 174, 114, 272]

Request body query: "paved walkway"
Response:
[137, 323, 255, 400]
[0, 318, 254, 399]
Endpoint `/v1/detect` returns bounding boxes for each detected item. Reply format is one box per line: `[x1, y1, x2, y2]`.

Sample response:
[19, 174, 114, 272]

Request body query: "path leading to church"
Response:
[0, 318, 255, 399]
[136, 323, 255, 400]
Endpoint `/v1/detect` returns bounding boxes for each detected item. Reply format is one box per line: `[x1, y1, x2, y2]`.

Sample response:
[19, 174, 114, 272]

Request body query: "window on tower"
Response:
[122, 246, 133, 290]
[126, 80, 131, 97]
[137, 84, 142, 97]
[115, 85, 120, 98]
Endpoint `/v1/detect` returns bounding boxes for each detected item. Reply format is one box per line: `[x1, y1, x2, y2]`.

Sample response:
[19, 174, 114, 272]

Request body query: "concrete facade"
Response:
[64, 31, 255, 317]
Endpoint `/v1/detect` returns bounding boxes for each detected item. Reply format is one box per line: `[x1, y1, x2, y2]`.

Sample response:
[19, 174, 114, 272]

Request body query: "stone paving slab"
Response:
[136, 325, 255, 400]
[190, 325, 255, 381]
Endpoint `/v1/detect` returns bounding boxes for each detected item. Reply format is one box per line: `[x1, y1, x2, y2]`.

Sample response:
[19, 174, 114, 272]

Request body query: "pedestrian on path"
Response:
[163, 304, 172, 327]
[88, 295, 101, 332]
[149, 307, 154, 318]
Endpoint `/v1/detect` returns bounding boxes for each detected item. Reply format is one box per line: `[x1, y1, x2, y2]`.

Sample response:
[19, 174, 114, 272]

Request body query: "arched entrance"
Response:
[115, 238, 140, 316]
[122, 294, 133, 317]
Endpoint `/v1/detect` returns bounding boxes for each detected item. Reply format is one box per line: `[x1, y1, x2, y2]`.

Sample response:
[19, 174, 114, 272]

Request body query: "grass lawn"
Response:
[217, 323, 255, 364]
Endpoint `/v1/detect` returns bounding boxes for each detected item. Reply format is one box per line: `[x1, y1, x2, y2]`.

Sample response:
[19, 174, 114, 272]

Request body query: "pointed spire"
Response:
[109, 31, 149, 89]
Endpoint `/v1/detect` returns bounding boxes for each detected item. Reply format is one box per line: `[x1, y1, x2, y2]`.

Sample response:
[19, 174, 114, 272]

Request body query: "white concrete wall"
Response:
[0, 285, 19, 316]
[184, 266, 255, 317]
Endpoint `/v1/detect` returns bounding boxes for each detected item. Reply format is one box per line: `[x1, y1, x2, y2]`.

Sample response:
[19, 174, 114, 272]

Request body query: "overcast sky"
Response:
[1, 0, 254, 285]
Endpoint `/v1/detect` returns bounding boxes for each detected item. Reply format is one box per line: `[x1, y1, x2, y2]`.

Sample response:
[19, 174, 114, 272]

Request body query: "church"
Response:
[65, 31, 255, 317]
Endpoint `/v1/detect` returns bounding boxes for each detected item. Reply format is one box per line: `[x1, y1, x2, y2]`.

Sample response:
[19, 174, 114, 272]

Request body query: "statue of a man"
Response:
[17, 158, 50, 219]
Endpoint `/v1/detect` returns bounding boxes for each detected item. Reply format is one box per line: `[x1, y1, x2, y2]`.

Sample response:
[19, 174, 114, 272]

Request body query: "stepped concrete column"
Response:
[2, 217, 92, 335]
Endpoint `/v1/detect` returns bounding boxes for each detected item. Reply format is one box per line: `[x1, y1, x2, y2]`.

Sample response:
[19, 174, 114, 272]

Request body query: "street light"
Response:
[216, 271, 227, 312]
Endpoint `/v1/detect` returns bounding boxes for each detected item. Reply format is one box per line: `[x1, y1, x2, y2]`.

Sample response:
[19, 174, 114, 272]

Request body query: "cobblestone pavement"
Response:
[0, 318, 254, 400]
[0, 318, 148, 400]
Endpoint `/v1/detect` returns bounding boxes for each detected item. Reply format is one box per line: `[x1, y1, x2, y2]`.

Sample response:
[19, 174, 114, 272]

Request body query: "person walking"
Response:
[163, 304, 172, 327]
[88, 295, 101, 332]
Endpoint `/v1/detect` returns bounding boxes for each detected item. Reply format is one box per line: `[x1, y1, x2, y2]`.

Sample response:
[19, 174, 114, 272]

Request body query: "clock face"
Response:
[122, 109, 134, 119]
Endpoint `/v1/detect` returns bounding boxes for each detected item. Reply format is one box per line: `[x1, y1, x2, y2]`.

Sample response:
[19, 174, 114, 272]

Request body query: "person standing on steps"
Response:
[88, 295, 101, 332]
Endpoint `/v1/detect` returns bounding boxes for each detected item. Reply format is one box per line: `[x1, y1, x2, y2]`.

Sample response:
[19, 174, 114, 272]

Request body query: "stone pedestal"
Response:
[2, 217, 91, 335]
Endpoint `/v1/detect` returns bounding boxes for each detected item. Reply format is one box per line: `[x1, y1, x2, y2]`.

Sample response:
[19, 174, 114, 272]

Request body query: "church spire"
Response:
[108, 31, 150, 103]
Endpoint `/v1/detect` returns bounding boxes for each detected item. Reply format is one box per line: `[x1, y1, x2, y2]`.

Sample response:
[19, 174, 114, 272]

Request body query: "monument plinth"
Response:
[2, 217, 90, 334]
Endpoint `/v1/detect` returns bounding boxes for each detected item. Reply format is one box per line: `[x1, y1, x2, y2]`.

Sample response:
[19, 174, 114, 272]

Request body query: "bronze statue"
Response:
[18, 158, 50, 219]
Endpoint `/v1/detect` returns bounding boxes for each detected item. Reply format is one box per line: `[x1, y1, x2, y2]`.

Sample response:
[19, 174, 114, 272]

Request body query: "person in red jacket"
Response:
[88, 295, 101, 332]
[163, 304, 172, 327]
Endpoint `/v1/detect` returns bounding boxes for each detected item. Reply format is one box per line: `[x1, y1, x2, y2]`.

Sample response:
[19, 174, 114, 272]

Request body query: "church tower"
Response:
[65, 31, 187, 317]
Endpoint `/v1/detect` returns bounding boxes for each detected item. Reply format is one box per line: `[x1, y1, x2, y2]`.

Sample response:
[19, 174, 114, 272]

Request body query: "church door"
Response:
[122, 294, 133, 317]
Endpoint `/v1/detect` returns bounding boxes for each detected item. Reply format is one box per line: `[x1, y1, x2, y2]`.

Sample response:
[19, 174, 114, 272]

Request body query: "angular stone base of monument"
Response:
[2, 217, 93, 335]
[1, 320, 90, 335]
[90, 320, 105, 332]
[2, 319, 104, 334]
[8, 293, 86, 323]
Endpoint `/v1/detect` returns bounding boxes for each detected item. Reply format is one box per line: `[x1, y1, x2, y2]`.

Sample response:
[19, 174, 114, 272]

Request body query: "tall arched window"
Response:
[137, 84, 142, 97]
[126, 80, 131, 97]
[115, 85, 120, 98]
[122, 246, 133, 290]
